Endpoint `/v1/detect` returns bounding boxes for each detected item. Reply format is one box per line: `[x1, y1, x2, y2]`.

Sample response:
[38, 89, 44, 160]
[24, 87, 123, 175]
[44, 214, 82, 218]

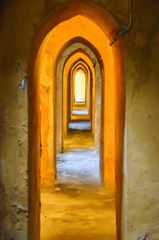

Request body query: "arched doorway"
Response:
[28, 1, 125, 239]
[61, 50, 96, 143]
[55, 43, 101, 153]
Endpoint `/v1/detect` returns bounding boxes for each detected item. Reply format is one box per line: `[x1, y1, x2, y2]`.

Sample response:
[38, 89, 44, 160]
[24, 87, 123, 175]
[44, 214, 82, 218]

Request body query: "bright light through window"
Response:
[74, 69, 86, 103]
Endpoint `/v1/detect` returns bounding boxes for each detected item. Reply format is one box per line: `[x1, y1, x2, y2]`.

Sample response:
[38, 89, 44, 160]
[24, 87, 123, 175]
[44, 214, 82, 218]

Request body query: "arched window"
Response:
[74, 69, 86, 103]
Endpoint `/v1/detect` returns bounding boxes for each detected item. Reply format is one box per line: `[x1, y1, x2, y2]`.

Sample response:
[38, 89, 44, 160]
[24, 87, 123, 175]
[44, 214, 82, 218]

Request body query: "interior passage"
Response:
[41, 122, 116, 240]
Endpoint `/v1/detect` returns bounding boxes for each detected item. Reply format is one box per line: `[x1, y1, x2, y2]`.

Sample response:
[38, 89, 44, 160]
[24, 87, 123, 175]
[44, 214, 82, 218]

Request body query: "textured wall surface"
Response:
[0, 0, 159, 239]
[123, 1, 159, 239]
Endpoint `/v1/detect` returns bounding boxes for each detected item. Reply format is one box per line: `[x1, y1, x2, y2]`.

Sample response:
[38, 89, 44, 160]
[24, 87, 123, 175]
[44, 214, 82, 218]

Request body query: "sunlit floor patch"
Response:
[69, 121, 91, 130]
[57, 149, 100, 186]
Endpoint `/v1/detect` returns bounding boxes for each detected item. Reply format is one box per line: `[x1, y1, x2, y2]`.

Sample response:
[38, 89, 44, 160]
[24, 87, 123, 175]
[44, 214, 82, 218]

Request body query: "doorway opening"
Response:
[56, 46, 101, 188]
[28, 1, 125, 240]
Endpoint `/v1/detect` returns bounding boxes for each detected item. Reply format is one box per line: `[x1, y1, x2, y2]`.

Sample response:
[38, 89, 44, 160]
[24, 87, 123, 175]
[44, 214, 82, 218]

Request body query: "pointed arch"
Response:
[65, 58, 93, 128]
[28, 1, 125, 239]
[56, 45, 102, 153]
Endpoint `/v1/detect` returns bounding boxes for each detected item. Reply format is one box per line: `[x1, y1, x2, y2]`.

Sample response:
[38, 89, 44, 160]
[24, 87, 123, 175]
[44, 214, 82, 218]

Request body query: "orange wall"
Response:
[30, 2, 124, 239]
[37, 14, 123, 188]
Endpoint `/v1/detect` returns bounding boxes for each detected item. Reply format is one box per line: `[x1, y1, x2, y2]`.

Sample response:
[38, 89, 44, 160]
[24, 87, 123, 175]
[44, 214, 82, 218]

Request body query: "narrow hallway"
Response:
[2, 1, 159, 240]
[41, 122, 116, 240]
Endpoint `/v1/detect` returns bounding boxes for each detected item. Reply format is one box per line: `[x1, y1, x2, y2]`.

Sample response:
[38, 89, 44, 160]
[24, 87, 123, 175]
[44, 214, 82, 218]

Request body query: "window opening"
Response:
[74, 69, 86, 103]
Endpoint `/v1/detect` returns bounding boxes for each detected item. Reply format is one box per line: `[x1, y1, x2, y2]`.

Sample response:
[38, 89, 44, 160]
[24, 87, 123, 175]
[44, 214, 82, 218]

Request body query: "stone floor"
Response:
[63, 130, 94, 151]
[69, 121, 91, 130]
[41, 126, 116, 240]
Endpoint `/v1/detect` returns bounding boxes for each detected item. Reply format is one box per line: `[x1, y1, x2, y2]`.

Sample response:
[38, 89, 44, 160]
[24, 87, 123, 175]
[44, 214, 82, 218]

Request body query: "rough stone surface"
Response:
[0, 0, 159, 239]
[123, 1, 159, 239]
